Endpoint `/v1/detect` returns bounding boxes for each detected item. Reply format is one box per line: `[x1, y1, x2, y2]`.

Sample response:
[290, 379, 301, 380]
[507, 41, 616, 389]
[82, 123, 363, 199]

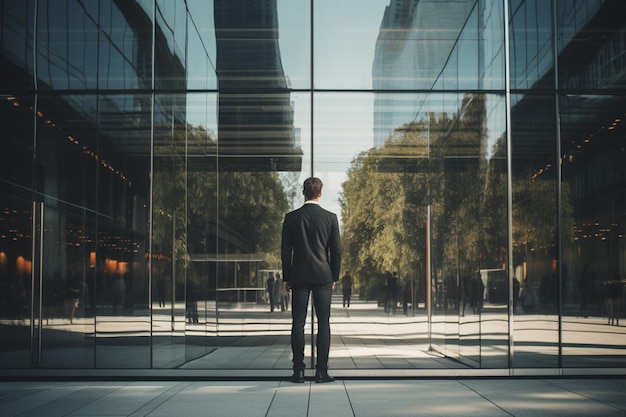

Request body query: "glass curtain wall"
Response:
[509, 0, 626, 371]
[1, 0, 626, 375]
[556, 0, 626, 369]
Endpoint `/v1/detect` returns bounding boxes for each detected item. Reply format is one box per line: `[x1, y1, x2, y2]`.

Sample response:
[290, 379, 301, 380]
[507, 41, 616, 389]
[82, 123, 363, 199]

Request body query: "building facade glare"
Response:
[1, 0, 626, 376]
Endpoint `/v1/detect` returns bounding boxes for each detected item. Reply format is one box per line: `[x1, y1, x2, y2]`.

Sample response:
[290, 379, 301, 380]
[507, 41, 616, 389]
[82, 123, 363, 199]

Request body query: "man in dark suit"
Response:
[281, 177, 341, 383]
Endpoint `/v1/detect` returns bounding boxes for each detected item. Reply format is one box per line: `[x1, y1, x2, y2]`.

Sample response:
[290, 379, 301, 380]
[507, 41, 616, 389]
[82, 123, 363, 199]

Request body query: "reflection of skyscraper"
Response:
[214, 0, 302, 171]
[372, 0, 475, 148]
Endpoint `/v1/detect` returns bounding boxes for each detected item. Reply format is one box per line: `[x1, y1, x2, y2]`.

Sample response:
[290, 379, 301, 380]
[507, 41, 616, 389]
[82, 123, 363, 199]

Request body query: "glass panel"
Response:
[509, 0, 554, 90]
[0, 93, 34, 369]
[0, 94, 34, 191]
[211, 0, 309, 91]
[557, 0, 626, 90]
[0, 188, 33, 368]
[40, 204, 95, 368]
[430, 93, 509, 368]
[276, 0, 311, 89]
[510, 94, 559, 368]
[480, 0, 506, 90]
[36, 0, 99, 90]
[181, 91, 309, 370]
[315, 91, 507, 369]
[560, 94, 626, 368]
[185, 93, 218, 361]
[34, 94, 99, 368]
[152, 93, 187, 368]
[155, 0, 187, 91]
[327, 92, 433, 369]
[184, 0, 310, 90]
[315, 0, 389, 90]
[0, 0, 35, 91]
[95, 94, 151, 368]
[97, 0, 152, 90]
[317, 0, 496, 91]
[184, 0, 218, 90]
[36, 95, 98, 209]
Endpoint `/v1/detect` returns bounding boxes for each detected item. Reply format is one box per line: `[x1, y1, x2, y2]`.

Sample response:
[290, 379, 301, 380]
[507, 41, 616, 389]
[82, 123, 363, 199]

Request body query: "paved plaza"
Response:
[2, 377, 626, 417]
[2, 296, 626, 416]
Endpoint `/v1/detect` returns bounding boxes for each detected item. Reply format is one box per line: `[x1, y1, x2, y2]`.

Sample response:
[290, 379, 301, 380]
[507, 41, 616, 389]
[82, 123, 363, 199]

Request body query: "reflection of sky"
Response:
[312, 0, 390, 89]
[180, 2, 506, 226]
[310, 0, 390, 218]
[313, 94, 376, 220]
[182, 0, 390, 222]
[184, 0, 216, 129]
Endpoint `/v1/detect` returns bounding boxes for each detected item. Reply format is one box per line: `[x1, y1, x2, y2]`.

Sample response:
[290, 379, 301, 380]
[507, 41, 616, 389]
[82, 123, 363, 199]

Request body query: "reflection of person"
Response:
[281, 177, 341, 383]
[513, 277, 520, 313]
[86, 265, 97, 316]
[604, 273, 622, 326]
[460, 274, 471, 316]
[67, 273, 82, 324]
[266, 273, 275, 312]
[402, 278, 417, 315]
[274, 273, 285, 312]
[278, 272, 289, 311]
[384, 272, 398, 314]
[186, 279, 199, 324]
[472, 275, 485, 314]
[341, 272, 354, 308]
[520, 278, 538, 314]
[112, 272, 125, 315]
[157, 277, 166, 308]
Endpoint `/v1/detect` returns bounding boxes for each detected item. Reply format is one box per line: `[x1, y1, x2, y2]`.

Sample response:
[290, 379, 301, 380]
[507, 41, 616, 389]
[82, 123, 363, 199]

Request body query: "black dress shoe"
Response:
[314, 371, 335, 383]
[289, 371, 305, 383]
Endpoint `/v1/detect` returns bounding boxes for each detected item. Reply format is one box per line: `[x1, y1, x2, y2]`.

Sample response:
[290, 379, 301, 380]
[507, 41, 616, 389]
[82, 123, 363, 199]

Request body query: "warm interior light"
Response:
[16, 256, 25, 273]
[105, 258, 118, 274]
[0, 252, 7, 271]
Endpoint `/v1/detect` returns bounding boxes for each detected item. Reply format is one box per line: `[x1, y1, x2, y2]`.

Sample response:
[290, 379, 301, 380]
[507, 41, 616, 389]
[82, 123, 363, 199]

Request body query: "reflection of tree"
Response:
[151, 119, 189, 305]
[340, 113, 430, 299]
[152, 123, 293, 290]
[512, 172, 574, 278]
[341, 94, 510, 300]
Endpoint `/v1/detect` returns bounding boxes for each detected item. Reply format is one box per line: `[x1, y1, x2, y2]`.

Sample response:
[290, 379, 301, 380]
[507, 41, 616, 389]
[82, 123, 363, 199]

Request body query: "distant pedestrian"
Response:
[342, 272, 354, 308]
[267, 273, 275, 312]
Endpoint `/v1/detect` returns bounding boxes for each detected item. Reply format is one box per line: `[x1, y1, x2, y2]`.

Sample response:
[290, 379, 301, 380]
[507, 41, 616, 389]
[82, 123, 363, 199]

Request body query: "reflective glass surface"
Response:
[0, 187, 33, 368]
[184, 93, 218, 360]
[560, 94, 626, 368]
[557, 0, 626, 90]
[509, 0, 554, 90]
[510, 94, 559, 368]
[0, 0, 35, 91]
[93, 93, 151, 368]
[1, 0, 626, 375]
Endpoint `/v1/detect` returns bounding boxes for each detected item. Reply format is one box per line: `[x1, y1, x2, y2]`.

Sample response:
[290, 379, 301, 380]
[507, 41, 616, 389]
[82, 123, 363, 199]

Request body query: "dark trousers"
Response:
[342, 289, 351, 307]
[290, 283, 332, 372]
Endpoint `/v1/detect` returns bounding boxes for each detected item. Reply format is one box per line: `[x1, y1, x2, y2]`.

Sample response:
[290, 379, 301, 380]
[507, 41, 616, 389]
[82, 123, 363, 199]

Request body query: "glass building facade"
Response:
[1, 0, 626, 376]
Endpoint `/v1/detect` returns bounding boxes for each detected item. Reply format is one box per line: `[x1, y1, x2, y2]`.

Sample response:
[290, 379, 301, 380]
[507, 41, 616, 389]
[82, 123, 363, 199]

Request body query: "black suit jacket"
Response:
[281, 203, 341, 286]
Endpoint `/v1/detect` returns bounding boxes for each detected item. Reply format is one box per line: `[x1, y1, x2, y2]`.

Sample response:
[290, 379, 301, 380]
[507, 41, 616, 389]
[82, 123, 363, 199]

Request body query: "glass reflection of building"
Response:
[214, 0, 301, 170]
[1, 0, 626, 377]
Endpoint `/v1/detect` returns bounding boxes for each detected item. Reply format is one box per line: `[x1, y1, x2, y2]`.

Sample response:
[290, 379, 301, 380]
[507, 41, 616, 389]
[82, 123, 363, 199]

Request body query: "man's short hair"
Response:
[303, 177, 323, 200]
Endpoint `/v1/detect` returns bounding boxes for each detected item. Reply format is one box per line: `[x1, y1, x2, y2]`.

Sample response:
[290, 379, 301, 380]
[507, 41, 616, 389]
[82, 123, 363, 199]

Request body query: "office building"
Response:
[1, 0, 626, 377]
